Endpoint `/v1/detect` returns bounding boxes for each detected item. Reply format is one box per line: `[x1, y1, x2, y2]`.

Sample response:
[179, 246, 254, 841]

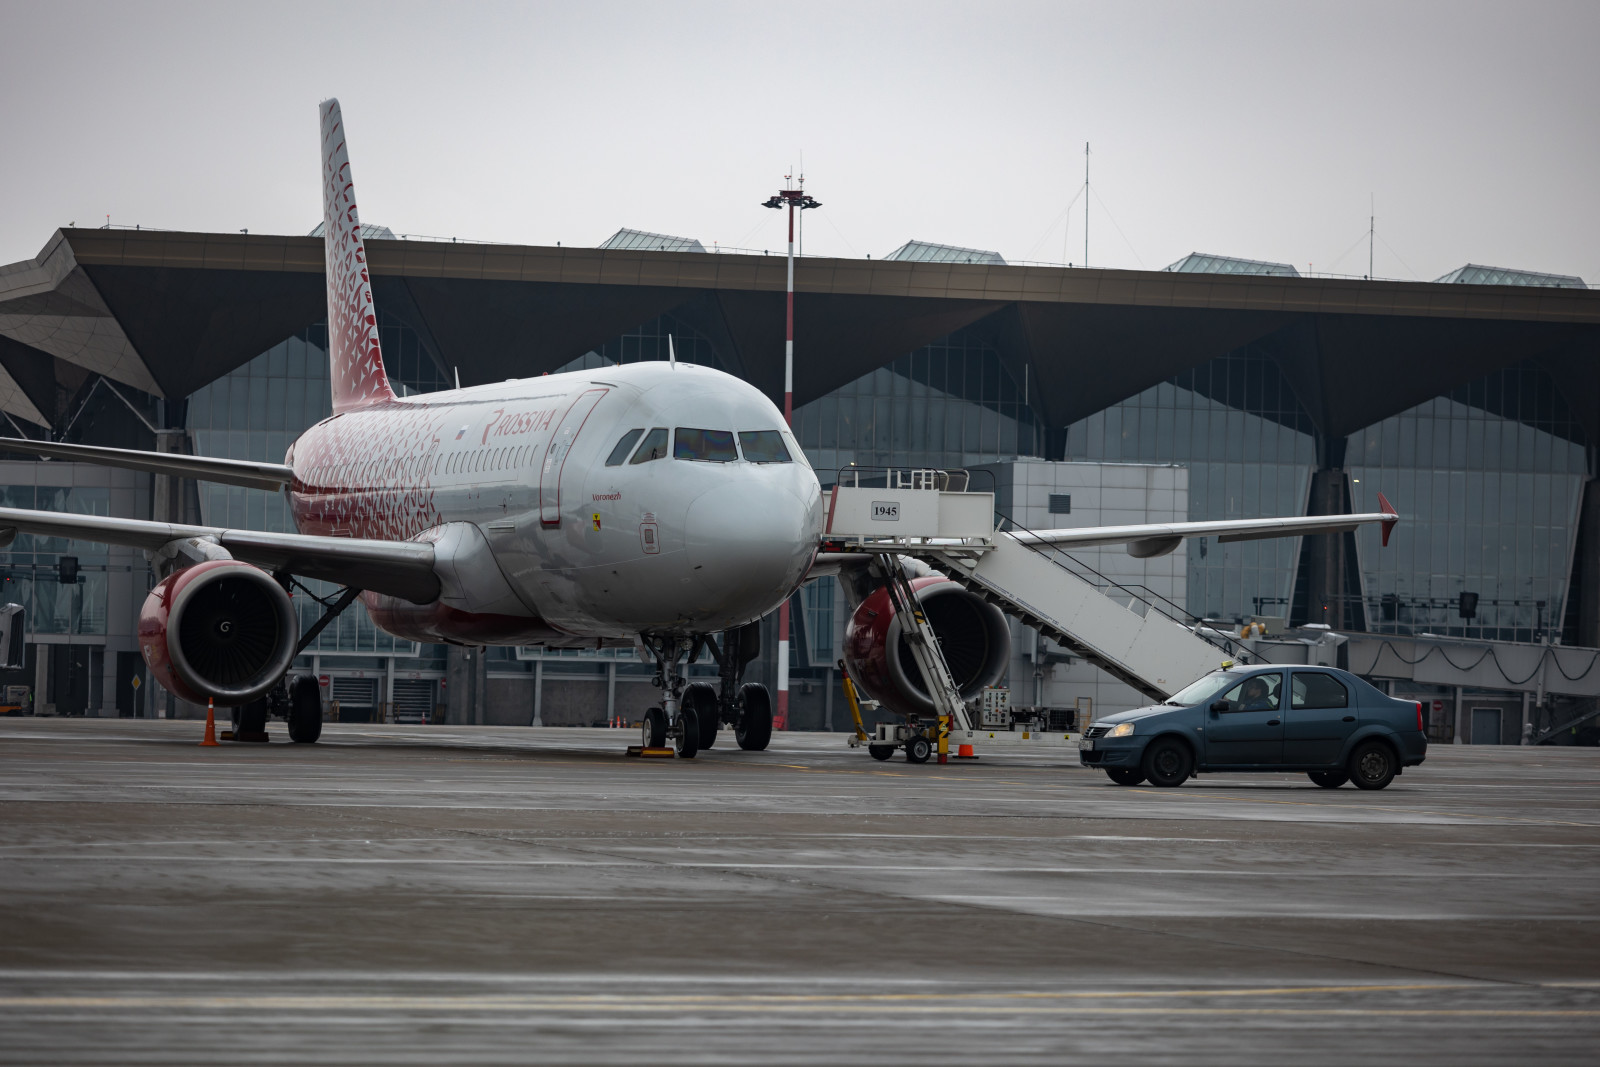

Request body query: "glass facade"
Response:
[1349, 362, 1588, 642]
[0, 485, 110, 634]
[1064, 348, 1316, 623]
[794, 328, 1041, 476]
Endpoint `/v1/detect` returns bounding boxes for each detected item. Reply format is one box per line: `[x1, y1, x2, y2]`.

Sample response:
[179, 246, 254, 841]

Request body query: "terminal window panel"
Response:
[1348, 363, 1587, 643]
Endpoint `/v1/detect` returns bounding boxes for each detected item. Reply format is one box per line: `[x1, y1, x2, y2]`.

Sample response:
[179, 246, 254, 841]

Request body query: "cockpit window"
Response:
[674, 428, 737, 462]
[605, 428, 644, 466]
[737, 430, 792, 463]
[629, 427, 669, 464]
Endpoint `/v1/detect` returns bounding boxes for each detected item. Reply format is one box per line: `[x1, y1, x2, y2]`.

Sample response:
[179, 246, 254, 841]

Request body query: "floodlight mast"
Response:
[762, 179, 821, 730]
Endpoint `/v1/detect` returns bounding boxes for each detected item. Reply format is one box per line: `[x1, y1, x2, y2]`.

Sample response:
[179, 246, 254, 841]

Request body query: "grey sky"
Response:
[2, 0, 1596, 281]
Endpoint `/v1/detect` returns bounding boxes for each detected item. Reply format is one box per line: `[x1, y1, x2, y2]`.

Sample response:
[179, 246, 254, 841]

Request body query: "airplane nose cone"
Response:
[685, 482, 818, 622]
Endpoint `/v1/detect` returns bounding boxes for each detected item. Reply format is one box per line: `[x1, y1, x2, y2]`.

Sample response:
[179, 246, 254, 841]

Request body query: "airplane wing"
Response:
[809, 493, 1398, 576]
[0, 506, 439, 603]
[1010, 494, 1399, 557]
[0, 437, 293, 491]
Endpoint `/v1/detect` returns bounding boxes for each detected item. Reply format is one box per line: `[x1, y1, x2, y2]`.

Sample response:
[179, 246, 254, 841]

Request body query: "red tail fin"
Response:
[319, 98, 396, 412]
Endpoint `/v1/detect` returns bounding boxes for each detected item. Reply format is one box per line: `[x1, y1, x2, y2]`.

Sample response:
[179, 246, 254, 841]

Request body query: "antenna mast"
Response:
[1369, 194, 1375, 279]
[1084, 142, 1090, 268]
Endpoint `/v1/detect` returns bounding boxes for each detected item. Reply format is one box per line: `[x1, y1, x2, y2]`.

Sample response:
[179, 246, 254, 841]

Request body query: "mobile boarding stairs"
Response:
[820, 469, 1253, 761]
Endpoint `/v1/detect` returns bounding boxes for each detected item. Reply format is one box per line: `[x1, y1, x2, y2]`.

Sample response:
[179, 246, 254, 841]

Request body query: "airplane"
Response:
[0, 99, 1400, 758]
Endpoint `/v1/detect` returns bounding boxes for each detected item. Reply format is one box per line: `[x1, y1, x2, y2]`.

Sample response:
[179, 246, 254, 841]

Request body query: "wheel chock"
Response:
[199, 700, 219, 747]
[626, 746, 677, 758]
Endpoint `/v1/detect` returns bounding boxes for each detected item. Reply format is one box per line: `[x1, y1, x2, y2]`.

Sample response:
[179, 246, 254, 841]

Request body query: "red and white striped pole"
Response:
[763, 182, 820, 732]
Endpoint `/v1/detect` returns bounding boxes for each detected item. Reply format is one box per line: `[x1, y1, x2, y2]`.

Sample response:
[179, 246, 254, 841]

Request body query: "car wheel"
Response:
[1105, 768, 1146, 786]
[1348, 740, 1397, 790]
[868, 744, 895, 761]
[1140, 737, 1193, 787]
[1308, 771, 1348, 789]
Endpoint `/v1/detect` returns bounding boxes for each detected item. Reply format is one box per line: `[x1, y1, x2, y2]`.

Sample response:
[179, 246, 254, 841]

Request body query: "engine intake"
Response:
[843, 577, 1010, 718]
[139, 559, 299, 706]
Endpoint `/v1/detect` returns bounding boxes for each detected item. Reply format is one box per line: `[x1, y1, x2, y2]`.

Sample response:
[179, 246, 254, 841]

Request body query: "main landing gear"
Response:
[639, 623, 772, 759]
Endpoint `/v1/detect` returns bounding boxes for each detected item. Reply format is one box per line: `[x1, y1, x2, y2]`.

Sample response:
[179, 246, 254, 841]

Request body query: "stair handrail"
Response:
[986, 508, 1255, 663]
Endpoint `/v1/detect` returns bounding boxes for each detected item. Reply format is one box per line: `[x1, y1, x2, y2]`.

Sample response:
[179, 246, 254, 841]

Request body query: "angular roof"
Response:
[1, 228, 1597, 448]
[1165, 252, 1300, 277]
[598, 228, 706, 253]
[1433, 263, 1586, 288]
[884, 240, 1005, 265]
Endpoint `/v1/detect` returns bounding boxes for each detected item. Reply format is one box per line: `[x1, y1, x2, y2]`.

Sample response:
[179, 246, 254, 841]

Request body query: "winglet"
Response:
[1376, 491, 1398, 547]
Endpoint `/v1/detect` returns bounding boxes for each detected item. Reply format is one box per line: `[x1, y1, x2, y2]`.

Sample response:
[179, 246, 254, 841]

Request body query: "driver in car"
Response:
[1239, 676, 1275, 711]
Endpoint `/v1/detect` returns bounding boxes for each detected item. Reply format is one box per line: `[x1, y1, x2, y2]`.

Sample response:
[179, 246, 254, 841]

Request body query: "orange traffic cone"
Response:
[957, 742, 977, 758]
[199, 699, 219, 747]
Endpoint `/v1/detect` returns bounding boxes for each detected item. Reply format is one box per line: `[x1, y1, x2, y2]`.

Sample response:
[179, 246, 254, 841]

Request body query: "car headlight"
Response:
[1107, 722, 1135, 738]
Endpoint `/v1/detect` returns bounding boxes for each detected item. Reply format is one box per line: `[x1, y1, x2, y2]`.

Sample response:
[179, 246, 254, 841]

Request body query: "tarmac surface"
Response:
[1, 718, 1597, 1065]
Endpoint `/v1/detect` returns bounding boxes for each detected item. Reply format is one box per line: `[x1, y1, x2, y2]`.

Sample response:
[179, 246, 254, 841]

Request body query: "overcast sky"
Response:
[2, 0, 1596, 282]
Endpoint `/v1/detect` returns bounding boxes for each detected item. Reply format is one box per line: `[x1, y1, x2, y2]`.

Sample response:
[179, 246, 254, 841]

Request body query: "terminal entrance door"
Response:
[1471, 706, 1504, 745]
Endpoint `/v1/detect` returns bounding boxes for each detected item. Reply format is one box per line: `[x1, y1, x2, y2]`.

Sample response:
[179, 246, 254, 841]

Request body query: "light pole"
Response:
[762, 181, 820, 730]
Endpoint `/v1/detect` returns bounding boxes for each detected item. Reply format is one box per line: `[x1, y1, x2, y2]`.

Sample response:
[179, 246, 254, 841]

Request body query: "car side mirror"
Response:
[1209, 700, 1230, 714]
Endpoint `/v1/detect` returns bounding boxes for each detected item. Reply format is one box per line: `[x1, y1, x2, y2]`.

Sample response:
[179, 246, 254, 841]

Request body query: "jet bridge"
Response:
[822, 470, 1248, 749]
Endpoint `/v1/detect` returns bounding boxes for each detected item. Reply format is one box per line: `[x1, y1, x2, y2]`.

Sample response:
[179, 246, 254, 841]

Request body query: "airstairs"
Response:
[822, 470, 1249, 726]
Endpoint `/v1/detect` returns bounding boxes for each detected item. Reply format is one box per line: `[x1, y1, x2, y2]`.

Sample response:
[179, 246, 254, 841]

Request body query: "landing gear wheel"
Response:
[1105, 768, 1146, 786]
[683, 682, 719, 750]
[287, 675, 322, 744]
[674, 707, 699, 759]
[868, 744, 895, 761]
[1140, 737, 1193, 787]
[1308, 770, 1348, 789]
[904, 736, 932, 764]
[735, 683, 772, 751]
[1348, 741, 1397, 790]
[642, 707, 666, 749]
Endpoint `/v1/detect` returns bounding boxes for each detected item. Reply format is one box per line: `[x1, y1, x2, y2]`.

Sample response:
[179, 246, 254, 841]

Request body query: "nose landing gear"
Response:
[641, 635, 699, 758]
[638, 623, 773, 758]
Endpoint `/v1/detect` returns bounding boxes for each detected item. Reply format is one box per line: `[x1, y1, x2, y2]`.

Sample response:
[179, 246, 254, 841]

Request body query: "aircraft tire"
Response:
[683, 682, 720, 750]
[287, 675, 323, 744]
[675, 707, 699, 759]
[643, 707, 667, 749]
[736, 684, 772, 751]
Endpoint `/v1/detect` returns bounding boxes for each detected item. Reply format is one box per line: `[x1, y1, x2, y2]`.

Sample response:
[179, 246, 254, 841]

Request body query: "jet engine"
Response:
[138, 559, 299, 706]
[842, 576, 1010, 718]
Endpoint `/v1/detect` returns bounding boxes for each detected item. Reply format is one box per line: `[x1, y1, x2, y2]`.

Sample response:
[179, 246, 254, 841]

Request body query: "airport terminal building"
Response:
[0, 225, 1596, 741]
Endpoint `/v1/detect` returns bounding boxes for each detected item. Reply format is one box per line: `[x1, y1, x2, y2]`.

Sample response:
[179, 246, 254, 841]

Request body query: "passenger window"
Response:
[1219, 673, 1283, 712]
[606, 429, 645, 466]
[1292, 673, 1348, 710]
[738, 430, 792, 463]
[629, 428, 669, 464]
[675, 427, 737, 462]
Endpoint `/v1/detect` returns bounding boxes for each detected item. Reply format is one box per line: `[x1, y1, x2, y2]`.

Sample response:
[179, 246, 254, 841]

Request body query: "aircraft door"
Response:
[539, 388, 608, 527]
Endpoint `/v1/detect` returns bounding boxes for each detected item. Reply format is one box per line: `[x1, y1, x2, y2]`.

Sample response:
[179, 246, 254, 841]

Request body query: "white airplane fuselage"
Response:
[286, 360, 824, 646]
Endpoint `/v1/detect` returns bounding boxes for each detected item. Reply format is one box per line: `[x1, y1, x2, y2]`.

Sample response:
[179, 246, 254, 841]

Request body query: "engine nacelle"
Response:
[842, 577, 1010, 718]
[138, 559, 299, 706]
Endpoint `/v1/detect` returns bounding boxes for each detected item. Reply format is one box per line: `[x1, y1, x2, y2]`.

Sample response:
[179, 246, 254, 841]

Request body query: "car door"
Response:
[1282, 670, 1355, 766]
[1201, 672, 1285, 766]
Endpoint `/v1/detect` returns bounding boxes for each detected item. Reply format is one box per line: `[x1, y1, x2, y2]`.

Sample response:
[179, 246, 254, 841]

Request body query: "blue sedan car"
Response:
[1078, 666, 1427, 789]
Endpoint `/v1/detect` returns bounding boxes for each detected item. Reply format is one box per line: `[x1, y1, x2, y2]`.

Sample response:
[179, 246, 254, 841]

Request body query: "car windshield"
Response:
[738, 430, 792, 463]
[1167, 671, 1243, 706]
[674, 427, 738, 462]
